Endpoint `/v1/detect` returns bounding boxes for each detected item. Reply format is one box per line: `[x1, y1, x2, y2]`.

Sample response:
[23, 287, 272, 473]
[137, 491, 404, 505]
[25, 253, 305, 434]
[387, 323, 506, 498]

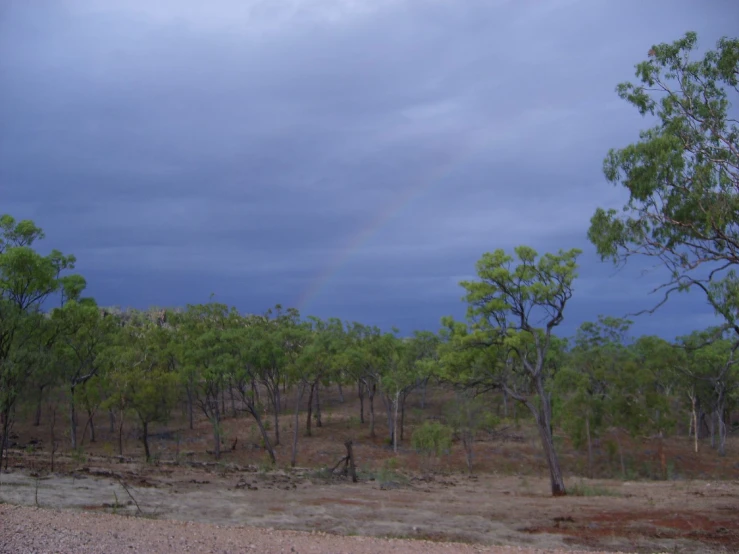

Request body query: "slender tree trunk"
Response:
[383, 395, 394, 443]
[502, 389, 509, 418]
[69, 388, 78, 450]
[529, 379, 566, 496]
[186, 380, 194, 430]
[142, 420, 151, 461]
[229, 380, 237, 419]
[250, 407, 276, 464]
[358, 381, 365, 424]
[290, 383, 306, 467]
[220, 385, 226, 420]
[315, 384, 322, 428]
[690, 393, 699, 453]
[615, 431, 625, 478]
[0, 407, 11, 471]
[118, 412, 125, 456]
[88, 409, 96, 443]
[369, 388, 376, 438]
[337, 381, 344, 403]
[305, 382, 315, 436]
[586, 414, 592, 479]
[400, 396, 406, 441]
[33, 386, 45, 427]
[211, 405, 221, 461]
[251, 379, 259, 406]
[393, 391, 399, 453]
[272, 399, 281, 446]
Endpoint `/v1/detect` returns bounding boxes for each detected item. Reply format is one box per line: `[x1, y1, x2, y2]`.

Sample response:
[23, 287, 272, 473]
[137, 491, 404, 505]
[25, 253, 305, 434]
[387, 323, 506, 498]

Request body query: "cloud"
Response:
[2, 0, 737, 338]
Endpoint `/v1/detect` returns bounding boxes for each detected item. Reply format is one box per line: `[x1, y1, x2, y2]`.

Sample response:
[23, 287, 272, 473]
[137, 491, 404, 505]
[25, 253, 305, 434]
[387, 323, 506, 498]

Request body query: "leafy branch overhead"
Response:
[588, 32, 739, 326]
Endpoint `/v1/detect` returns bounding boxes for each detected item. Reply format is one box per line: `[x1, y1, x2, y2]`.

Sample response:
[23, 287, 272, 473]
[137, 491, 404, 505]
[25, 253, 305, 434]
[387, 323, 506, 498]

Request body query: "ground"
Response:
[1, 385, 738, 552]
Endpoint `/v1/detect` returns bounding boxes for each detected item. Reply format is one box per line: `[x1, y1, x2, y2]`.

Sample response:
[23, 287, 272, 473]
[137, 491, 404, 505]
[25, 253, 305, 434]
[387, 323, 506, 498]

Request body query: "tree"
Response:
[52, 299, 113, 449]
[554, 316, 633, 477]
[588, 32, 739, 329]
[174, 302, 238, 460]
[0, 215, 80, 465]
[446, 246, 581, 496]
[104, 310, 178, 460]
[676, 328, 738, 456]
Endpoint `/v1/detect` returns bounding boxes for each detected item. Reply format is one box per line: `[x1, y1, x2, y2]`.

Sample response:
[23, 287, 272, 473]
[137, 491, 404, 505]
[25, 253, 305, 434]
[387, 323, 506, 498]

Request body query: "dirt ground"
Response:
[2, 455, 739, 552]
[3, 385, 739, 552]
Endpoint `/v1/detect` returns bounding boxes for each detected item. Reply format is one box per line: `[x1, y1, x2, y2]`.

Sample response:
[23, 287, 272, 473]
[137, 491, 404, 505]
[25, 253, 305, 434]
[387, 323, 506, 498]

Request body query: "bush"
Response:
[412, 421, 453, 474]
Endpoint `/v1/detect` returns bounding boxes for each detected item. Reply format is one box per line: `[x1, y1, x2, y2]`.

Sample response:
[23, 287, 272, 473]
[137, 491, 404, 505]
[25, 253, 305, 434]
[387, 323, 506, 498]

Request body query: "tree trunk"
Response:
[420, 378, 428, 409]
[0, 407, 11, 471]
[344, 440, 358, 482]
[369, 388, 376, 438]
[306, 382, 315, 436]
[615, 432, 625, 478]
[69, 389, 78, 450]
[337, 382, 344, 403]
[87, 409, 96, 443]
[400, 396, 406, 441]
[211, 408, 221, 461]
[33, 386, 45, 427]
[393, 391, 399, 453]
[229, 380, 237, 419]
[142, 420, 151, 461]
[186, 381, 194, 430]
[220, 385, 226, 420]
[315, 384, 322, 428]
[586, 414, 592, 479]
[358, 381, 365, 424]
[502, 389, 509, 418]
[251, 408, 276, 464]
[690, 393, 699, 453]
[118, 412, 125, 456]
[462, 431, 473, 473]
[269, 383, 282, 445]
[290, 383, 306, 467]
[529, 379, 566, 496]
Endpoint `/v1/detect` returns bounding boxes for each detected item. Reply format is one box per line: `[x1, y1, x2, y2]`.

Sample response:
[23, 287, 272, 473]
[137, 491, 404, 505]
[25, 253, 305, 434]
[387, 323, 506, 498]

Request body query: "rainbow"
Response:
[296, 127, 488, 314]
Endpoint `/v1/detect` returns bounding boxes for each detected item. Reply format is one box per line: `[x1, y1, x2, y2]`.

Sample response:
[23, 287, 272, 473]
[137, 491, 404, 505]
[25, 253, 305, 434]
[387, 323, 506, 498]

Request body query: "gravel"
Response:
[0, 504, 607, 554]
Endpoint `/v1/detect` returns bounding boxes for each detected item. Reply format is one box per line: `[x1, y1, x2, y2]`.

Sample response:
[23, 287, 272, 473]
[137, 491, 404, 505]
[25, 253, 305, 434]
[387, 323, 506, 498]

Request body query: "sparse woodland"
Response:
[2, 33, 738, 498]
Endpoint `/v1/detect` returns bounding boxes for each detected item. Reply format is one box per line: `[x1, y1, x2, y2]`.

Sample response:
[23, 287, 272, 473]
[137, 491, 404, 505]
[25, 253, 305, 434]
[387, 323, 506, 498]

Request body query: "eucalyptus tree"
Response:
[227, 315, 278, 464]
[442, 246, 581, 496]
[554, 316, 633, 477]
[104, 309, 178, 460]
[51, 299, 115, 449]
[342, 323, 385, 437]
[677, 328, 738, 456]
[0, 214, 82, 464]
[297, 317, 344, 436]
[247, 305, 300, 446]
[173, 302, 239, 460]
[588, 32, 739, 331]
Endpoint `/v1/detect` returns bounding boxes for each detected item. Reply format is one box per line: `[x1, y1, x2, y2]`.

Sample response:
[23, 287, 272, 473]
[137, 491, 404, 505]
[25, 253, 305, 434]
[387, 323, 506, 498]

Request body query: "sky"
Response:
[1, 0, 737, 340]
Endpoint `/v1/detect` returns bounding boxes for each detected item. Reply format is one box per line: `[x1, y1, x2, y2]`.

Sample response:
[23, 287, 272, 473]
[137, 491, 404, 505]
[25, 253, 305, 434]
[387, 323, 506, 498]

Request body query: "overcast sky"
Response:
[1, 0, 736, 340]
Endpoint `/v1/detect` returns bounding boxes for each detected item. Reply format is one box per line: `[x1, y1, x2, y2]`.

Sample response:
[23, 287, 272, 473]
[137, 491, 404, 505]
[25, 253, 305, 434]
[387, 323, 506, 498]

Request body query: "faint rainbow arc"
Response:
[296, 131, 485, 313]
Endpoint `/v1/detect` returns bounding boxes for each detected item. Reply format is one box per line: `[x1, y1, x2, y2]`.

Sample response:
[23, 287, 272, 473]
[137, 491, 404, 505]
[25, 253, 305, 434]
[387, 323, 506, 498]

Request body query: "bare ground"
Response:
[2, 456, 739, 553]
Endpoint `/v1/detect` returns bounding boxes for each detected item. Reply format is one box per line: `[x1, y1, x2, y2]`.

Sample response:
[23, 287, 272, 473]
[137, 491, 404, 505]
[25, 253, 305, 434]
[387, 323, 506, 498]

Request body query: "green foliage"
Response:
[588, 32, 739, 325]
[411, 421, 453, 458]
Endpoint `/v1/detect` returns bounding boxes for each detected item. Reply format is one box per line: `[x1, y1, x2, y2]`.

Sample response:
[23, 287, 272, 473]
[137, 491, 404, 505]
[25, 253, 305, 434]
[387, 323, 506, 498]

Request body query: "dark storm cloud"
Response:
[1, 0, 737, 337]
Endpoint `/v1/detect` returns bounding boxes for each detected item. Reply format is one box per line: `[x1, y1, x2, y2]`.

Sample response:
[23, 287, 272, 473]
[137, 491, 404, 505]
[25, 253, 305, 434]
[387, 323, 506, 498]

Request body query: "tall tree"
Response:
[0, 215, 80, 465]
[445, 246, 581, 496]
[588, 32, 739, 329]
